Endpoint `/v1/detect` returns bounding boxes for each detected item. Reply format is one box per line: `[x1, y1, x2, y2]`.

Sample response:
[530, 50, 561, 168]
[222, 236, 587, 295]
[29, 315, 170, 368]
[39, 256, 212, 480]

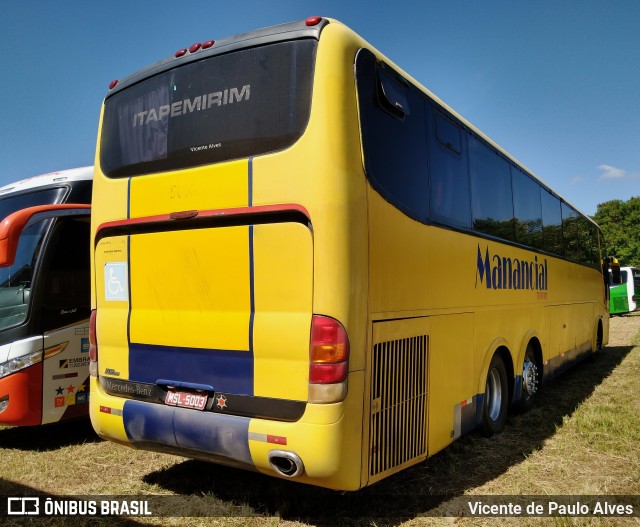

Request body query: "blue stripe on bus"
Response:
[122, 400, 252, 465]
[128, 343, 254, 395]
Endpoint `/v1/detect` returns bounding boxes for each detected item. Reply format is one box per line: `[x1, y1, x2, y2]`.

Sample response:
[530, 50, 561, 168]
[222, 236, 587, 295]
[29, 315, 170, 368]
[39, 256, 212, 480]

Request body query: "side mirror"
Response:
[0, 204, 90, 267]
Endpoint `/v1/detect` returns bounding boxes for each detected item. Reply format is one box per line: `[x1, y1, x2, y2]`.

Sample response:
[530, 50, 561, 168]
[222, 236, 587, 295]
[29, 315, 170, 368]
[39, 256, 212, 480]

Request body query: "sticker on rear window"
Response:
[104, 262, 128, 301]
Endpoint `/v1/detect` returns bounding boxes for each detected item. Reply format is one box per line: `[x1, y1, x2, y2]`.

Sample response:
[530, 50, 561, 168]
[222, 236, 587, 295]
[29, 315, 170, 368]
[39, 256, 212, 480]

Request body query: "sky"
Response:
[0, 0, 638, 216]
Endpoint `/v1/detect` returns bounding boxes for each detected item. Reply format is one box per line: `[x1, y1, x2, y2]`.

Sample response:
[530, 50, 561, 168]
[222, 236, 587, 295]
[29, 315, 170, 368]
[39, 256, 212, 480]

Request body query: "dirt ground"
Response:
[607, 310, 640, 346]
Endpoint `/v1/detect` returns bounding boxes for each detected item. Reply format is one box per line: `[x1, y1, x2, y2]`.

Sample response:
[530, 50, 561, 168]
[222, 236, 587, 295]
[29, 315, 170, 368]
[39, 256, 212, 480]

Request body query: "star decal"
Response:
[216, 394, 227, 411]
[55, 386, 64, 395]
[66, 384, 75, 394]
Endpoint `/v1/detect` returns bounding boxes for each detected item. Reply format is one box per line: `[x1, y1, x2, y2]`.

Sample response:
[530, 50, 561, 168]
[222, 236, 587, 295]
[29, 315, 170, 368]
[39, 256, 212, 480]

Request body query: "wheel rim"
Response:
[487, 367, 503, 421]
[522, 357, 538, 397]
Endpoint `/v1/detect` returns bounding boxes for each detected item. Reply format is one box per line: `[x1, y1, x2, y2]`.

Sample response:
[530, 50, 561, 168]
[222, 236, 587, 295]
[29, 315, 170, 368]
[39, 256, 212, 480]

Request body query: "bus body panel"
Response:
[93, 237, 131, 395]
[367, 187, 608, 469]
[619, 267, 639, 313]
[0, 359, 43, 425]
[91, 370, 365, 490]
[629, 267, 640, 311]
[41, 321, 90, 424]
[91, 22, 369, 490]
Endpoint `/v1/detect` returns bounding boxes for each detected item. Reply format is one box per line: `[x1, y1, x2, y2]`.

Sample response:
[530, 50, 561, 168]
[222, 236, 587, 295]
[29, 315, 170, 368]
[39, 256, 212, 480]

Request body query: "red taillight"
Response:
[202, 40, 215, 50]
[175, 48, 188, 58]
[310, 362, 348, 384]
[189, 43, 202, 53]
[306, 16, 322, 26]
[89, 310, 98, 376]
[108, 80, 119, 90]
[309, 315, 349, 384]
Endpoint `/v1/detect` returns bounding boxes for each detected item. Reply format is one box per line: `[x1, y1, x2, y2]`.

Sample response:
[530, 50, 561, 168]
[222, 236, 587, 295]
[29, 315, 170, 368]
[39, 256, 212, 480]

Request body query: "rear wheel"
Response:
[480, 353, 509, 436]
[517, 344, 540, 412]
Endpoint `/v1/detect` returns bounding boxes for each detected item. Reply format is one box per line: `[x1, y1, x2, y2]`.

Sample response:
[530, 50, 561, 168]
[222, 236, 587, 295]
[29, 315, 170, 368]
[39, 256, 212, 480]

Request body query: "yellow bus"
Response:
[89, 17, 609, 490]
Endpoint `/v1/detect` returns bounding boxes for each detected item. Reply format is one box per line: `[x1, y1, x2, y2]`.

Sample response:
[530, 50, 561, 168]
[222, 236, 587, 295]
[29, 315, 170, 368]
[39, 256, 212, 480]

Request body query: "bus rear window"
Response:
[100, 40, 316, 178]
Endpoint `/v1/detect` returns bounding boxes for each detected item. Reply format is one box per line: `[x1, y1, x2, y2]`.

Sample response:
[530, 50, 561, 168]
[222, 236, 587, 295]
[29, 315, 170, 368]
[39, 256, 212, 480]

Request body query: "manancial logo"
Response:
[475, 245, 548, 291]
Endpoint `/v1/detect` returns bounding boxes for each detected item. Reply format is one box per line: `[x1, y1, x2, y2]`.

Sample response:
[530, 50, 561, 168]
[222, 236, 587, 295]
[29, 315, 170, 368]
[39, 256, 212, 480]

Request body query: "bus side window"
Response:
[355, 49, 429, 223]
[561, 203, 581, 262]
[427, 107, 471, 229]
[37, 217, 91, 331]
[512, 167, 543, 249]
[541, 190, 563, 256]
[435, 111, 461, 154]
[469, 135, 516, 241]
[378, 69, 410, 119]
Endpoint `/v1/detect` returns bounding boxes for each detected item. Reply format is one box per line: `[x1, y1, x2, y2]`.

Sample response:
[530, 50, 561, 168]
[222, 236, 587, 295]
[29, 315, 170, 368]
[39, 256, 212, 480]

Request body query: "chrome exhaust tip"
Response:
[268, 450, 304, 478]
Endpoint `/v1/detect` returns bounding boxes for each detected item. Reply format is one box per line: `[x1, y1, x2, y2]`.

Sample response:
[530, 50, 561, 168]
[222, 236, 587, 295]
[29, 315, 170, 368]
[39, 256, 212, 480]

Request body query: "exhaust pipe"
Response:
[268, 450, 304, 478]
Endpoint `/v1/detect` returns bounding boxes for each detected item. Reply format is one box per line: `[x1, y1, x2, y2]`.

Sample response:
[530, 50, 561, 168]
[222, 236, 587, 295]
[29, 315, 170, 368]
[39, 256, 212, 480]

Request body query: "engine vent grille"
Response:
[369, 335, 428, 478]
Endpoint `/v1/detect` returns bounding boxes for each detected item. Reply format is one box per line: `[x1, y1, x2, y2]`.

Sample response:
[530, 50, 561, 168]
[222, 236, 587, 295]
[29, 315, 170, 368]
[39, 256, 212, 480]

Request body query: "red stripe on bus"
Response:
[96, 204, 311, 234]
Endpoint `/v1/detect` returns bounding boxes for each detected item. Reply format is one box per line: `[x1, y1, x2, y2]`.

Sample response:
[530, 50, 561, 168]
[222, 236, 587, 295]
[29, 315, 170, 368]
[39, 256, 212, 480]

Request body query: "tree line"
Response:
[592, 196, 640, 267]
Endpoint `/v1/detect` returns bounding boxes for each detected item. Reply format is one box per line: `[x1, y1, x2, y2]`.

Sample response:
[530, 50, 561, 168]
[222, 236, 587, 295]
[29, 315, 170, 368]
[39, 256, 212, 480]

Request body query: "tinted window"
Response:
[428, 107, 470, 228]
[562, 203, 581, 261]
[0, 219, 50, 331]
[379, 71, 410, 117]
[541, 190, 563, 255]
[101, 40, 316, 178]
[356, 50, 429, 222]
[469, 135, 515, 240]
[37, 217, 91, 331]
[0, 188, 66, 222]
[435, 111, 461, 154]
[512, 168, 543, 248]
[579, 217, 600, 268]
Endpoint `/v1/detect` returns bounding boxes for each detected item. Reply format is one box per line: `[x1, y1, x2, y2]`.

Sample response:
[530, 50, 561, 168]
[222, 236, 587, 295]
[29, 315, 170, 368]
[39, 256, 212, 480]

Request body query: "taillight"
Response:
[306, 16, 322, 26]
[309, 362, 348, 384]
[309, 315, 349, 403]
[89, 309, 98, 377]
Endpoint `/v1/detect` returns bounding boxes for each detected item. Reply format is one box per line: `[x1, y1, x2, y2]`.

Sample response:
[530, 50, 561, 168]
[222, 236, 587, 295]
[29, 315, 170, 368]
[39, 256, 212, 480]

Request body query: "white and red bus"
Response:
[0, 167, 91, 426]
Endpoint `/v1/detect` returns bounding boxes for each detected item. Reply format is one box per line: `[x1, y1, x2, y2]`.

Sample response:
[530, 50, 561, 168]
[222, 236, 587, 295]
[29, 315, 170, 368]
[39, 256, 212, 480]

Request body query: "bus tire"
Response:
[480, 353, 509, 437]
[517, 343, 540, 412]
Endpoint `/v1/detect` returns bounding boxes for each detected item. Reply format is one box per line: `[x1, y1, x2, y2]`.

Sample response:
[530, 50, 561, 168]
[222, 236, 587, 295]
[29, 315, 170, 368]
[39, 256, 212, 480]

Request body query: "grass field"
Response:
[1, 315, 639, 526]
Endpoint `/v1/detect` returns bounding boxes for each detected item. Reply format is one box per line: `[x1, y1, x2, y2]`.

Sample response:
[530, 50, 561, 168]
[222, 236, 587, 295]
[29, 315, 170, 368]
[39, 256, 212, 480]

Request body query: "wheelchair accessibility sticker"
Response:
[104, 262, 128, 301]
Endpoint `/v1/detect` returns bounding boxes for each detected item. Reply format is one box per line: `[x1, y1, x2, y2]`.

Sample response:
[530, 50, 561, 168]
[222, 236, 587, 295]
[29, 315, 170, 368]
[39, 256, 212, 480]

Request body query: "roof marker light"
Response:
[189, 43, 202, 53]
[202, 40, 215, 49]
[175, 48, 188, 58]
[108, 80, 119, 90]
[306, 16, 322, 26]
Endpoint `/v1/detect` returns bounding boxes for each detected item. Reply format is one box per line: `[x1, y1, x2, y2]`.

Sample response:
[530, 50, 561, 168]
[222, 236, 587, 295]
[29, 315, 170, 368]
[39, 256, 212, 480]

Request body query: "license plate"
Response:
[164, 390, 208, 410]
